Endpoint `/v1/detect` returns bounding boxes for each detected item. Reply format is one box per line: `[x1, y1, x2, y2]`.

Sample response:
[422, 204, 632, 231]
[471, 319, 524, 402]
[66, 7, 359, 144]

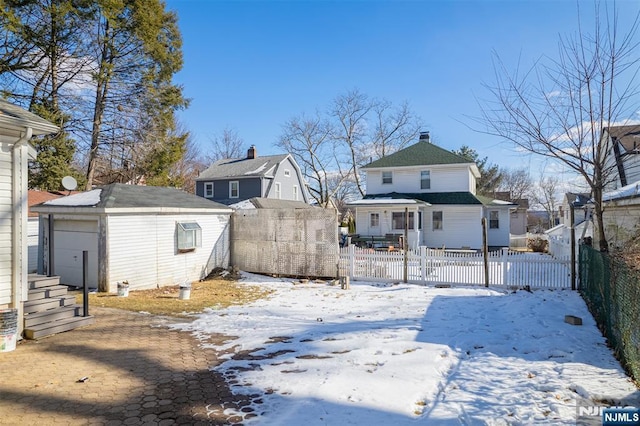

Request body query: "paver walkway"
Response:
[0, 307, 258, 425]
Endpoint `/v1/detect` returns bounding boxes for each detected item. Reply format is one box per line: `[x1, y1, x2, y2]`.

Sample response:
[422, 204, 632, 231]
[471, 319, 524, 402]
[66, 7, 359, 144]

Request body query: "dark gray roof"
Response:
[34, 183, 231, 211]
[237, 197, 313, 209]
[197, 154, 289, 180]
[565, 192, 591, 206]
[0, 99, 59, 135]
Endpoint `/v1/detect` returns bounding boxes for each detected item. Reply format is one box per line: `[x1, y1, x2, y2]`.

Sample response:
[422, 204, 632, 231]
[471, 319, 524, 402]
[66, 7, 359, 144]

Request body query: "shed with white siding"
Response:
[32, 183, 232, 292]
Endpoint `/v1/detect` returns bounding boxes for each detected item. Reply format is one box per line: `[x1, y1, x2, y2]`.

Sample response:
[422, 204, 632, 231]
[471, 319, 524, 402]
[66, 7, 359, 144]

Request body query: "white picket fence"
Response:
[339, 246, 572, 289]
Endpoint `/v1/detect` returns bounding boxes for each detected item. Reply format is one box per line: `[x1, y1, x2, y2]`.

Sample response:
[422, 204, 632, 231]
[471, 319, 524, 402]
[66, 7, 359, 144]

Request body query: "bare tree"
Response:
[330, 89, 372, 197]
[531, 176, 561, 228]
[330, 89, 422, 196]
[499, 168, 534, 201]
[206, 127, 247, 162]
[278, 114, 346, 207]
[478, 4, 640, 251]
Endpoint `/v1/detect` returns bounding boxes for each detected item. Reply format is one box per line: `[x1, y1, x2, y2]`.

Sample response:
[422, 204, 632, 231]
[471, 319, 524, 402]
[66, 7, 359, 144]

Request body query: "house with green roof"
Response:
[195, 146, 310, 206]
[347, 132, 515, 250]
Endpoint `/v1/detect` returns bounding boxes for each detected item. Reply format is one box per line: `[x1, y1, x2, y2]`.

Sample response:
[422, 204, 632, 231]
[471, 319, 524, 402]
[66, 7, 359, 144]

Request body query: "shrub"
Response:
[527, 237, 548, 253]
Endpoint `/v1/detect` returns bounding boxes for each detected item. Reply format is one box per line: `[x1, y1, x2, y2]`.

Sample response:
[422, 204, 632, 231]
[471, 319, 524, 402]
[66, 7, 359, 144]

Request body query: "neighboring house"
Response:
[492, 191, 529, 235]
[602, 125, 640, 192]
[195, 145, 309, 205]
[558, 192, 591, 226]
[347, 132, 515, 250]
[527, 210, 553, 233]
[596, 179, 640, 248]
[0, 100, 59, 335]
[32, 183, 232, 292]
[27, 190, 73, 273]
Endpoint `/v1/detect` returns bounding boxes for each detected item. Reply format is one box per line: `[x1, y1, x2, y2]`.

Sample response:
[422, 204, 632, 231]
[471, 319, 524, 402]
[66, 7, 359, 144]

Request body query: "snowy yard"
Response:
[175, 274, 639, 425]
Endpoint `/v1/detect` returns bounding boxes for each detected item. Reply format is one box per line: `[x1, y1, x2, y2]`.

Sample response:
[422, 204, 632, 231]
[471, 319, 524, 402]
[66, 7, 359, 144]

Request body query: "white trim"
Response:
[204, 182, 214, 198]
[229, 181, 239, 198]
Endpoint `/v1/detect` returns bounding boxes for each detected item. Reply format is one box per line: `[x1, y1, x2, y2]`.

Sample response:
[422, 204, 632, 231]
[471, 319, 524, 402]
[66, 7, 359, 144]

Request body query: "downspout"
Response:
[12, 127, 33, 336]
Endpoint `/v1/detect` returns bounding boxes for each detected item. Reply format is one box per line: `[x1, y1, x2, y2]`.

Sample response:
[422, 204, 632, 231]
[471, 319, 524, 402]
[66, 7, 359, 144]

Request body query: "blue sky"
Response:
[166, 0, 639, 184]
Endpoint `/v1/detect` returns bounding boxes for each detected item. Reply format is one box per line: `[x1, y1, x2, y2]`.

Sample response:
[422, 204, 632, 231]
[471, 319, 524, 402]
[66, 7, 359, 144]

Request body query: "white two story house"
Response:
[347, 132, 514, 250]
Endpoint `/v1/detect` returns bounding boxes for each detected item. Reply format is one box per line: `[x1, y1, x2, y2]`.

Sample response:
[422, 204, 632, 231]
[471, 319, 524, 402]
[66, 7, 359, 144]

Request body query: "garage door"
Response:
[53, 228, 99, 288]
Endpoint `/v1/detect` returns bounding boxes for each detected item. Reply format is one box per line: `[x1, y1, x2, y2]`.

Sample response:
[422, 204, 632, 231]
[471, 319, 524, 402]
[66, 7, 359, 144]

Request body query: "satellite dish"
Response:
[61, 176, 78, 192]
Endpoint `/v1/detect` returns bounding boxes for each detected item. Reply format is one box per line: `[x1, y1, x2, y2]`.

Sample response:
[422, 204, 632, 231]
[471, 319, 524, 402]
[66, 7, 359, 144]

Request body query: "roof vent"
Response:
[419, 131, 430, 143]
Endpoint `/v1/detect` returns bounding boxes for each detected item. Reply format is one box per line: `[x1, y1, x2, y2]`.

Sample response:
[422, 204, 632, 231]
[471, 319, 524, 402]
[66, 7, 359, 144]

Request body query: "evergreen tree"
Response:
[452, 146, 503, 196]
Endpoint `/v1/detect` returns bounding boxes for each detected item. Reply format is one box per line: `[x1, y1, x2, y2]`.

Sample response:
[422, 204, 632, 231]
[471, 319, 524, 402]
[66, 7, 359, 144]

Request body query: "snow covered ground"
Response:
[175, 274, 639, 425]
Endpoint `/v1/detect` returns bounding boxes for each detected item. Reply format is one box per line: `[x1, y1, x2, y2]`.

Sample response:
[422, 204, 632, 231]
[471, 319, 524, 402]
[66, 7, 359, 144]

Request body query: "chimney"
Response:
[247, 145, 257, 159]
[419, 131, 430, 143]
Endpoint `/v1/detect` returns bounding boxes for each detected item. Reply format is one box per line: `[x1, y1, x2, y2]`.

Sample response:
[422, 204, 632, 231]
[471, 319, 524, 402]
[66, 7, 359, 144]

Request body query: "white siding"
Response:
[27, 218, 39, 273]
[0, 143, 13, 304]
[423, 206, 483, 249]
[485, 208, 511, 247]
[366, 165, 474, 194]
[107, 213, 230, 291]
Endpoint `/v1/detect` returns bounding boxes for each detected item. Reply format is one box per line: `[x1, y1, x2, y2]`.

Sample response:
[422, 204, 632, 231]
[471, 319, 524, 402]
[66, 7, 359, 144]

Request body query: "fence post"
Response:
[349, 244, 355, 280]
[420, 246, 427, 284]
[482, 217, 489, 287]
[501, 247, 509, 286]
[570, 204, 576, 290]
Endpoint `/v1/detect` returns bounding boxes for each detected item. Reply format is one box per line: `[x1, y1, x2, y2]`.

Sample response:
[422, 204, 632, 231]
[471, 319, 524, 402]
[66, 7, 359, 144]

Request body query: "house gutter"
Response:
[11, 127, 33, 335]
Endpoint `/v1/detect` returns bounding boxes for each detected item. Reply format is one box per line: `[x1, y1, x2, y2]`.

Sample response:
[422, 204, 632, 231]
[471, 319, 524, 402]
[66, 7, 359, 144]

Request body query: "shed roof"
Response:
[0, 99, 59, 135]
[32, 183, 232, 214]
[197, 154, 289, 180]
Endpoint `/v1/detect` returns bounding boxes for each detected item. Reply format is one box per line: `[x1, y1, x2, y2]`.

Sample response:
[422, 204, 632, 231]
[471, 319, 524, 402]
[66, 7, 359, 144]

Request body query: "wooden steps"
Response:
[23, 275, 94, 339]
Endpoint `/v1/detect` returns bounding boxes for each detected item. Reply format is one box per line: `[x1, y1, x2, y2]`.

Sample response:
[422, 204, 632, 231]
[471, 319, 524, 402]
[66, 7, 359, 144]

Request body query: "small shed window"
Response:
[177, 222, 202, 252]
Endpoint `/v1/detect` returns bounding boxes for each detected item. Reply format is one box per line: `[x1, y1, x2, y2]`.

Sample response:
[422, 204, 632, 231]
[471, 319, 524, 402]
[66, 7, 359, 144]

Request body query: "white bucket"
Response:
[179, 283, 191, 300]
[117, 282, 129, 297]
[0, 332, 17, 352]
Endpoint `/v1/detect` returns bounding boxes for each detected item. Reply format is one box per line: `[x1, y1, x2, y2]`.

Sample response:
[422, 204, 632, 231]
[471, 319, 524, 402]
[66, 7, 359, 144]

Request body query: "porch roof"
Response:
[347, 197, 430, 207]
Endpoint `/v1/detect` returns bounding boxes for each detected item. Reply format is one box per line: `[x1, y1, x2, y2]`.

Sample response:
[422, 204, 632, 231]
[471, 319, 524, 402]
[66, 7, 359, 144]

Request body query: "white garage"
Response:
[32, 183, 232, 292]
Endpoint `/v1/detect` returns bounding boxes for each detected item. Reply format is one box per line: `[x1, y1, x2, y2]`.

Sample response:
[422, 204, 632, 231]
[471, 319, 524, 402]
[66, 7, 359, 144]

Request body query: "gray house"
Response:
[195, 146, 309, 205]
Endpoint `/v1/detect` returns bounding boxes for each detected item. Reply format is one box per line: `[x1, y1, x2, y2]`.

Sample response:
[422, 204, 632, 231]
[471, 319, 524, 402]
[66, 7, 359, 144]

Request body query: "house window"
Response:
[418, 211, 423, 230]
[284, 169, 291, 177]
[433, 211, 443, 230]
[420, 170, 431, 189]
[204, 182, 213, 198]
[489, 211, 499, 229]
[176, 222, 202, 252]
[293, 185, 299, 201]
[370, 213, 380, 227]
[275, 182, 281, 199]
[382, 171, 392, 184]
[229, 181, 239, 198]
[392, 212, 415, 230]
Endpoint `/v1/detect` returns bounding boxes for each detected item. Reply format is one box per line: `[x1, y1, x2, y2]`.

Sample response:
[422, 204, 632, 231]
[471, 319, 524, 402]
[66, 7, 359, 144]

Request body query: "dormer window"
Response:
[382, 171, 392, 184]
